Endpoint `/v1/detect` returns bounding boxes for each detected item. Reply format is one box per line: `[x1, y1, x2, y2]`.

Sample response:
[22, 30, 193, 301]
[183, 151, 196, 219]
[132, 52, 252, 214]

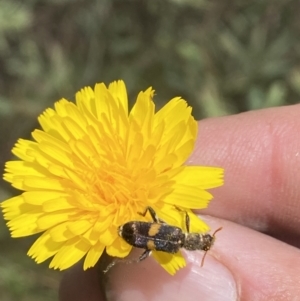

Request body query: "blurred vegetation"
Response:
[0, 0, 299, 299]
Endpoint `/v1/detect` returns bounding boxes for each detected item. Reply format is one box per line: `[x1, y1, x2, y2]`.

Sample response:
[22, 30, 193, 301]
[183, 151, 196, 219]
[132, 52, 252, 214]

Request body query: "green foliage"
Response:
[0, 0, 299, 299]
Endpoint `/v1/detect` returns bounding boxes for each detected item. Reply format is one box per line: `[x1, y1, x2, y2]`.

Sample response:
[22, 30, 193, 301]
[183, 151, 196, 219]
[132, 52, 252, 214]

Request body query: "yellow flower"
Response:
[1, 80, 223, 275]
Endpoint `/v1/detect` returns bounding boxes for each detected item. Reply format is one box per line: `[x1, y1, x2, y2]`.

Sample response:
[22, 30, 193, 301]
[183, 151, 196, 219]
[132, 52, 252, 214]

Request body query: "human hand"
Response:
[59, 105, 300, 301]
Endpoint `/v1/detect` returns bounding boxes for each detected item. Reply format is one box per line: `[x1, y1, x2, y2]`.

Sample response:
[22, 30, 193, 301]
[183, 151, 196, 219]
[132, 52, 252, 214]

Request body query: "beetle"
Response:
[104, 206, 221, 273]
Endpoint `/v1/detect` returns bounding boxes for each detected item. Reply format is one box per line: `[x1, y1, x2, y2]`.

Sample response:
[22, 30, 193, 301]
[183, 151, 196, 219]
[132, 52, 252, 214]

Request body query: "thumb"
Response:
[107, 256, 236, 301]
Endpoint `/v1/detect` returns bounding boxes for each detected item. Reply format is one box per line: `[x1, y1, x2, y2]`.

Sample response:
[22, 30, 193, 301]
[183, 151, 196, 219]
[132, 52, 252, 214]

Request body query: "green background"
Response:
[0, 0, 299, 300]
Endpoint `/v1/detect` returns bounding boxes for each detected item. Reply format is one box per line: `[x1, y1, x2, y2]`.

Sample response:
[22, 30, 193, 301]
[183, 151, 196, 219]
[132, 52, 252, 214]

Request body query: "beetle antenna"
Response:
[200, 227, 222, 267]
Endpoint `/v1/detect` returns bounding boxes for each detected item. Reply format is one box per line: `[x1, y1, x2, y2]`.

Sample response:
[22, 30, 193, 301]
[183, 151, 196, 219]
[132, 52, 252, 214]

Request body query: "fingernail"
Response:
[105, 251, 237, 301]
[183, 251, 237, 301]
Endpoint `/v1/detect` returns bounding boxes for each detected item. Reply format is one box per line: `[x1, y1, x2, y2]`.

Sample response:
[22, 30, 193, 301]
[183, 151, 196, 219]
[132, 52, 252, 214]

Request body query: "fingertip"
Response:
[202, 216, 300, 300]
[105, 248, 237, 301]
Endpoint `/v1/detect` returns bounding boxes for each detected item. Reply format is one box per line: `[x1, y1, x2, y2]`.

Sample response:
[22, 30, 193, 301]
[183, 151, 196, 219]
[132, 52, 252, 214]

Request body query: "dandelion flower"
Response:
[1, 80, 223, 275]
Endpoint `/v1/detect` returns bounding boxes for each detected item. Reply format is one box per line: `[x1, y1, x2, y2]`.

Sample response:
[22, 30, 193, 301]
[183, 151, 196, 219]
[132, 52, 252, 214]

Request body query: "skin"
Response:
[59, 105, 300, 301]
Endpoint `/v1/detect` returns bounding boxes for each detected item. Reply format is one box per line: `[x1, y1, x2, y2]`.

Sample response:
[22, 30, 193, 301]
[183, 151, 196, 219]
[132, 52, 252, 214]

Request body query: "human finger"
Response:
[190, 105, 300, 245]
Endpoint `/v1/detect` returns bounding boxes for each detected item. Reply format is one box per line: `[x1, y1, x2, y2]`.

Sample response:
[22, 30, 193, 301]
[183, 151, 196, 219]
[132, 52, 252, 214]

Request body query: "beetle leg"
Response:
[174, 206, 190, 233]
[103, 249, 151, 273]
[138, 249, 151, 262]
[103, 259, 118, 273]
[185, 211, 190, 233]
[138, 206, 165, 223]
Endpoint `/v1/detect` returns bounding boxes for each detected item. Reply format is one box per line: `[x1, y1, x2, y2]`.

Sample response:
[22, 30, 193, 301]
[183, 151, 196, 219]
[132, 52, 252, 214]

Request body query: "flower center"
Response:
[84, 161, 148, 214]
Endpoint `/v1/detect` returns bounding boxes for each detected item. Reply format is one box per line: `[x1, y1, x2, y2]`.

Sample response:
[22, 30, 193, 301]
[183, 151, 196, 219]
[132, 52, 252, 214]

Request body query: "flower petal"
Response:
[28, 231, 64, 263]
[49, 237, 91, 270]
[106, 236, 132, 258]
[174, 166, 224, 189]
[152, 251, 186, 275]
[84, 242, 105, 270]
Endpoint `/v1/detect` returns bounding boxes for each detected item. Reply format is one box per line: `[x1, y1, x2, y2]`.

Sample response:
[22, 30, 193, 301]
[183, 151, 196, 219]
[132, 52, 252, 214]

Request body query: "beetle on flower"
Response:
[1, 80, 224, 275]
